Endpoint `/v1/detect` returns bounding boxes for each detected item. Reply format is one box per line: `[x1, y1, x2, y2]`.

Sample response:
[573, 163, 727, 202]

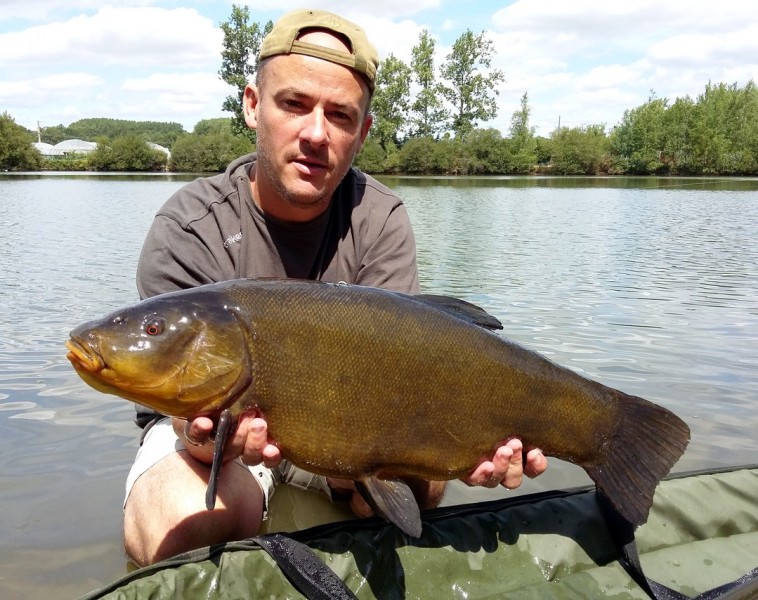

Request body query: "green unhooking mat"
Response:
[82, 466, 758, 599]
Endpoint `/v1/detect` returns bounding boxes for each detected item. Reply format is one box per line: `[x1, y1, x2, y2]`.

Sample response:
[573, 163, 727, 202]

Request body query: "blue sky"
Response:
[1, 0, 757, 138]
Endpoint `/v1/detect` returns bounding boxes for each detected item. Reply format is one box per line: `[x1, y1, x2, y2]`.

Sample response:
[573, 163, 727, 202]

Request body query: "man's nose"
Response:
[301, 110, 329, 146]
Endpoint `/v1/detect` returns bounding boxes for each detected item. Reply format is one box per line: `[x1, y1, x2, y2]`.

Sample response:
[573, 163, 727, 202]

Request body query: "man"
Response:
[123, 9, 547, 567]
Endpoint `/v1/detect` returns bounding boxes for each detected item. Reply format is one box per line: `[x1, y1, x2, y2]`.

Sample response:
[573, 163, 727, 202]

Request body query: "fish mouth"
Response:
[65, 337, 105, 374]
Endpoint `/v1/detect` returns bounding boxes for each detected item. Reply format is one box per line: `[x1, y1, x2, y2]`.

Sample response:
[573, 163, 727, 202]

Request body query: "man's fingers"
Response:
[175, 416, 213, 447]
[237, 416, 282, 467]
[463, 443, 515, 487]
[238, 417, 266, 464]
[259, 442, 282, 468]
[524, 448, 548, 478]
[501, 438, 524, 489]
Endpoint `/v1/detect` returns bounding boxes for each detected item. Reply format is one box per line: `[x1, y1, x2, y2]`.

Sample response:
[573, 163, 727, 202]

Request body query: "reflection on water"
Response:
[379, 174, 758, 191]
[1, 173, 757, 597]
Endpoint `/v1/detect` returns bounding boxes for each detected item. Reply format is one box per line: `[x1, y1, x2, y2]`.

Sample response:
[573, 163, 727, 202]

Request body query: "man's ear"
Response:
[358, 114, 373, 147]
[243, 84, 259, 130]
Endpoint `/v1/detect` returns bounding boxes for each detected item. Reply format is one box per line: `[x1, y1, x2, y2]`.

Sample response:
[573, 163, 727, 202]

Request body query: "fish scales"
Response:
[224, 282, 617, 478]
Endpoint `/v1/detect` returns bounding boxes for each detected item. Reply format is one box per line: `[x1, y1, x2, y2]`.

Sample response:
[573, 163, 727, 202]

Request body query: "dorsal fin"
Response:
[413, 294, 503, 330]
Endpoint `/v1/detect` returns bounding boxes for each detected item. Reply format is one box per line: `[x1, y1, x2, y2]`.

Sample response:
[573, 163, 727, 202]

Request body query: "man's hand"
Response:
[462, 438, 547, 489]
[173, 412, 282, 467]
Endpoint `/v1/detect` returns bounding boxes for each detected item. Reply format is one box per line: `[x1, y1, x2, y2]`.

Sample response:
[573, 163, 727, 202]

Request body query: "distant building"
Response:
[33, 142, 54, 156]
[147, 142, 171, 160]
[48, 139, 98, 157]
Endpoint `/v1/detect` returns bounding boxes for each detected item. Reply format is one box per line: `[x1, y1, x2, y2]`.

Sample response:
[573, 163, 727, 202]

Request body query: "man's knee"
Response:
[124, 453, 264, 566]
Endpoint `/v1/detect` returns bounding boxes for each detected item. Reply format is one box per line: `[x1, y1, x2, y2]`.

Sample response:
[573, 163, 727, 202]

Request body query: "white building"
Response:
[148, 142, 171, 160]
[48, 139, 98, 156]
[32, 142, 55, 156]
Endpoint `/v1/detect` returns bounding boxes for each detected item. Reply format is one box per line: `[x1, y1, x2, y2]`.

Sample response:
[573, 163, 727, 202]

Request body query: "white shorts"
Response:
[123, 417, 275, 509]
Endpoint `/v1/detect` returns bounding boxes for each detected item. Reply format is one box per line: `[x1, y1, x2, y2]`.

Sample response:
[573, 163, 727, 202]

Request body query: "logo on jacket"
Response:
[223, 231, 242, 248]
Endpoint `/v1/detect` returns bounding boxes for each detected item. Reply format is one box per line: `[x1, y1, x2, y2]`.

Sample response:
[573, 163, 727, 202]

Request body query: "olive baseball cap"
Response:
[259, 9, 378, 92]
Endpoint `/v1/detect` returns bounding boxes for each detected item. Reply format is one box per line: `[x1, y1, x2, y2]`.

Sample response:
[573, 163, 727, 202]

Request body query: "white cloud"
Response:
[0, 0, 156, 23]
[121, 72, 224, 93]
[0, 72, 103, 108]
[576, 64, 644, 92]
[0, 6, 221, 69]
[485, 0, 758, 135]
[57, 71, 233, 127]
[647, 24, 758, 68]
[493, 0, 758, 38]
[117, 72, 233, 123]
[358, 16, 427, 62]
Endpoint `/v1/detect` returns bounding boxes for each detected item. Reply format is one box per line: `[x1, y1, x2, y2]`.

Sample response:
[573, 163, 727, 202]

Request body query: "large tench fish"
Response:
[66, 278, 690, 536]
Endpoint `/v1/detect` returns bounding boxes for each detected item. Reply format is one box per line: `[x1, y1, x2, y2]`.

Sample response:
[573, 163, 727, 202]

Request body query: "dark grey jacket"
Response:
[137, 153, 419, 300]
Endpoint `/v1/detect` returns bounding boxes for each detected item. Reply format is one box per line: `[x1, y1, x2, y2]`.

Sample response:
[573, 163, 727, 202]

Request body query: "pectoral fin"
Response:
[205, 409, 234, 510]
[355, 476, 423, 537]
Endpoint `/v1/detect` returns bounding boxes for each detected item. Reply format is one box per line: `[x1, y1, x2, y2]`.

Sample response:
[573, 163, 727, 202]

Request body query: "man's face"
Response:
[245, 32, 373, 222]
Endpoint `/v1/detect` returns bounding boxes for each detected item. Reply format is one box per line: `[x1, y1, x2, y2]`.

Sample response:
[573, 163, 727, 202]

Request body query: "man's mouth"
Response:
[292, 157, 328, 176]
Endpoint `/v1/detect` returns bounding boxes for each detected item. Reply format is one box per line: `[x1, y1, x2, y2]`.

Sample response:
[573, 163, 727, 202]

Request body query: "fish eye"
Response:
[144, 318, 165, 336]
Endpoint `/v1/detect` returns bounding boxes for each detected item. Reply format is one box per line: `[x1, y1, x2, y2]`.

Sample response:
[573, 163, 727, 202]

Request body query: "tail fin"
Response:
[585, 395, 690, 526]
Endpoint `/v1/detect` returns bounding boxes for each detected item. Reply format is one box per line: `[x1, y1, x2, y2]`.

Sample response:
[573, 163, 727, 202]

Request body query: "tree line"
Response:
[1, 5, 756, 176]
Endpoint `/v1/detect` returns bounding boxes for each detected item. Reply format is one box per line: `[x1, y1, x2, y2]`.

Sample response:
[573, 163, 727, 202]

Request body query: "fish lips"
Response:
[65, 336, 104, 373]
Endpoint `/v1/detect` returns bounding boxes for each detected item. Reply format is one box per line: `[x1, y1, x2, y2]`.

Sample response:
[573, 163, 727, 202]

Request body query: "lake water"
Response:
[1, 173, 756, 598]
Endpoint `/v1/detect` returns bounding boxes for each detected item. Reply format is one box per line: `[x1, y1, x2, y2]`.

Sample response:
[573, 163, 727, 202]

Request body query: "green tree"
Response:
[551, 125, 611, 175]
[65, 118, 184, 148]
[611, 93, 668, 174]
[88, 135, 167, 171]
[463, 128, 509, 173]
[534, 136, 553, 166]
[219, 5, 271, 142]
[439, 30, 504, 137]
[170, 129, 253, 172]
[193, 118, 235, 137]
[409, 30, 447, 139]
[693, 82, 734, 174]
[0, 112, 43, 170]
[398, 136, 451, 174]
[660, 96, 695, 174]
[354, 136, 386, 173]
[687, 81, 758, 175]
[40, 124, 67, 145]
[729, 80, 758, 174]
[508, 92, 537, 173]
[371, 54, 412, 150]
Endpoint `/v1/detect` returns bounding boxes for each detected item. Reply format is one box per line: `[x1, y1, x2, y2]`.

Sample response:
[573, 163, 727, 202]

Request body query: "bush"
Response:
[0, 112, 43, 170]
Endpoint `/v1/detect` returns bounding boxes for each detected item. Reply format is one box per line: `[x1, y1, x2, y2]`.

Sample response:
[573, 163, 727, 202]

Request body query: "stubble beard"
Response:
[255, 124, 359, 215]
[256, 139, 337, 213]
